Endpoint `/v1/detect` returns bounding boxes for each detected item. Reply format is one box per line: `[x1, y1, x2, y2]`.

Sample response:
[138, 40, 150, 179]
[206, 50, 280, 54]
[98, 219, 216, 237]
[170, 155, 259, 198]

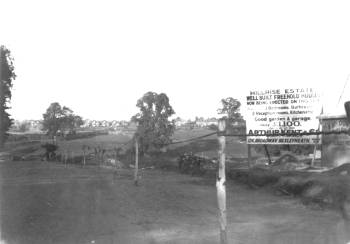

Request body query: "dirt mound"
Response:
[275, 173, 350, 218]
[323, 163, 350, 176]
[275, 176, 312, 196]
[229, 167, 350, 217]
[273, 153, 298, 165]
[228, 168, 281, 187]
[271, 153, 301, 171]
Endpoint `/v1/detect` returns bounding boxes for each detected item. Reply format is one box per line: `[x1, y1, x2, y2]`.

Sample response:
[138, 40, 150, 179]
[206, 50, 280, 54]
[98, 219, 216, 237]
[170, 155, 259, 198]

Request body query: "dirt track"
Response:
[0, 161, 349, 244]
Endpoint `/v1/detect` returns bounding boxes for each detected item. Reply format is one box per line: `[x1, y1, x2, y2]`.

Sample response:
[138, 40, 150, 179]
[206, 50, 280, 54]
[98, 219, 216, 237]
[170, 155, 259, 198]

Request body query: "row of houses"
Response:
[81, 120, 130, 129]
[175, 118, 219, 128]
[11, 119, 133, 132]
[11, 120, 43, 132]
[12, 118, 222, 133]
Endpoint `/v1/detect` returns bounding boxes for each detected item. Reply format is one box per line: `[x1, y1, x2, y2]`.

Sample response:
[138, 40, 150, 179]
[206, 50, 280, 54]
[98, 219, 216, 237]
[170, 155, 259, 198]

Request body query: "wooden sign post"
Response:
[134, 139, 139, 186]
[217, 119, 227, 244]
[263, 144, 272, 165]
[311, 114, 322, 167]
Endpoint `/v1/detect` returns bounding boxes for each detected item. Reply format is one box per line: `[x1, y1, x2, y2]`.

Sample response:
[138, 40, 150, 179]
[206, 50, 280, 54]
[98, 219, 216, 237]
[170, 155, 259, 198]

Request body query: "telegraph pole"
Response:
[134, 138, 139, 186]
[217, 119, 227, 244]
[0, 47, 3, 150]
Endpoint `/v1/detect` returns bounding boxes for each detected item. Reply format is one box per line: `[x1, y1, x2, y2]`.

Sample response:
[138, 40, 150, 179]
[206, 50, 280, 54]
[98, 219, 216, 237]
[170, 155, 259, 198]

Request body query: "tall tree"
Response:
[0, 46, 16, 149]
[217, 97, 246, 137]
[217, 97, 243, 122]
[132, 92, 175, 153]
[42, 102, 83, 137]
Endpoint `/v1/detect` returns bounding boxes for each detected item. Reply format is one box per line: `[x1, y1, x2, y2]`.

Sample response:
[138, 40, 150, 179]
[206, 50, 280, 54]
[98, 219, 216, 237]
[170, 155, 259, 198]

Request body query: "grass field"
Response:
[2, 128, 350, 243]
[1, 160, 349, 244]
[4, 128, 253, 166]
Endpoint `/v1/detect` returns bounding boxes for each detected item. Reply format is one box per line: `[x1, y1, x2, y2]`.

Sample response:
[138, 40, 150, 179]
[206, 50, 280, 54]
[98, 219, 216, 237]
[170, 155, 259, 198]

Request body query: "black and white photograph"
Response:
[1, 1, 350, 243]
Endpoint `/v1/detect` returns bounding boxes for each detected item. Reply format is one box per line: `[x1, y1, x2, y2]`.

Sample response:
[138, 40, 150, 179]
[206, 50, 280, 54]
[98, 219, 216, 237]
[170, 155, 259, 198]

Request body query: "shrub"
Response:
[177, 153, 209, 176]
[41, 143, 58, 161]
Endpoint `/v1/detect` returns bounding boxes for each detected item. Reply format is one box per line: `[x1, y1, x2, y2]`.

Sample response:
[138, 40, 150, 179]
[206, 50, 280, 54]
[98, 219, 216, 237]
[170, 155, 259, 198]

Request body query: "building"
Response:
[320, 114, 350, 167]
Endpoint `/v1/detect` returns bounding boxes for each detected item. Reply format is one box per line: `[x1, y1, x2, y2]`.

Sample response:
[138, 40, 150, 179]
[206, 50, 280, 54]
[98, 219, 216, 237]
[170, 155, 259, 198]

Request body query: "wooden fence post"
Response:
[82, 146, 86, 167]
[114, 147, 119, 172]
[64, 150, 68, 168]
[217, 119, 227, 244]
[134, 139, 139, 186]
[311, 116, 322, 167]
[263, 144, 272, 165]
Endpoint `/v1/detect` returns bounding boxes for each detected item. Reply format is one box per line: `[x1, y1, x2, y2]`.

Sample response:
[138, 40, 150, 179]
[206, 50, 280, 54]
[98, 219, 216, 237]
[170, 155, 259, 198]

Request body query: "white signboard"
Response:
[245, 88, 322, 144]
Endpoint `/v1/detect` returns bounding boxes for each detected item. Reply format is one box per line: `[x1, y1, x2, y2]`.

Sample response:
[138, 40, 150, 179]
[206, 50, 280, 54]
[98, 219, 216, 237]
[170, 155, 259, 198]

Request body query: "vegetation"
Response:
[17, 121, 31, 132]
[0, 46, 16, 149]
[178, 152, 208, 176]
[41, 143, 58, 161]
[217, 97, 243, 122]
[229, 165, 350, 218]
[42, 102, 83, 137]
[217, 97, 246, 137]
[132, 92, 175, 154]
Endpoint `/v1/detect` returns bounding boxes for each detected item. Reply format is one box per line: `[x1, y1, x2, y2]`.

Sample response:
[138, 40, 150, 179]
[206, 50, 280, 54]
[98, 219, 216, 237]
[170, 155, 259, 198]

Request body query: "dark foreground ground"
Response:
[0, 161, 350, 244]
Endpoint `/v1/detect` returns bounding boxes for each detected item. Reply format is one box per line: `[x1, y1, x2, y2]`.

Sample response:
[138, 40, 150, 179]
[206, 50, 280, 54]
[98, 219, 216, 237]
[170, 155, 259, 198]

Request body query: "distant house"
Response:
[119, 121, 129, 127]
[182, 121, 196, 129]
[175, 119, 187, 127]
[101, 120, 108, 127]
[195, 118, 218, 128]
[25, 120, 43, 131]
[82, 119, 91, 128]
[206, 118, 218, 125]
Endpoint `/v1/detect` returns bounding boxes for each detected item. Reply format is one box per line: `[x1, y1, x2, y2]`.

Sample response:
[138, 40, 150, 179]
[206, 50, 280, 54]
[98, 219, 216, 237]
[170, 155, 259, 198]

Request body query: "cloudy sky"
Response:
[1, 0, 350, 120]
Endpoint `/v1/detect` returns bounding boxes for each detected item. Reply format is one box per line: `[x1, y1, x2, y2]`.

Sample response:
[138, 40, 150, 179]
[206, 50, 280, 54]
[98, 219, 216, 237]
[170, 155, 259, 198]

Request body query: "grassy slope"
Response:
[2, 160, 346, 244]
[6, 128, 250, 160]
[5, 128, 350, 239]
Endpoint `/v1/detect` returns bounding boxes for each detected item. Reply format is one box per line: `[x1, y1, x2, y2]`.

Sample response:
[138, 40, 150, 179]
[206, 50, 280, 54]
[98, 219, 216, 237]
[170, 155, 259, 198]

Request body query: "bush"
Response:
[41, 143, 58, 161]
[178, 153, 210, 176]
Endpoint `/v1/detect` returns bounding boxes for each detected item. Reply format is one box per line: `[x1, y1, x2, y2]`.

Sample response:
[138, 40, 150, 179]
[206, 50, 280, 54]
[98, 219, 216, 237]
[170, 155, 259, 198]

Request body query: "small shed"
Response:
[320, 115, 350, 167]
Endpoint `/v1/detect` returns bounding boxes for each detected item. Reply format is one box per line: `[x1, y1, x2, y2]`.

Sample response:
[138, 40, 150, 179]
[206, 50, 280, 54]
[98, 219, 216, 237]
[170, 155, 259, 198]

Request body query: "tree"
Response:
[18, 121, 31, 132]
[42, 102, 83, 137]
[217, 97, 243, 122]
[132, 92, 175, 153]
[217, 97, 246, 138]
[0, 46, 16, 149]
[60, 111, 83, 134]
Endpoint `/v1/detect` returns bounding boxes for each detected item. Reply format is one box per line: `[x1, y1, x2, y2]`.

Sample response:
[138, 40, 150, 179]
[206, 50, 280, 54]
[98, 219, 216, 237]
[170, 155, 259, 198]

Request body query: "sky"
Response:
[1, 0, 350, 121]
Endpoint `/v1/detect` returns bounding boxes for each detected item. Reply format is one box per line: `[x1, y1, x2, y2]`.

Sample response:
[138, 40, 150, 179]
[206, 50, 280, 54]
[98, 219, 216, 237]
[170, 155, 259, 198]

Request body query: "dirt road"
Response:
[0, 161, 349, 244]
